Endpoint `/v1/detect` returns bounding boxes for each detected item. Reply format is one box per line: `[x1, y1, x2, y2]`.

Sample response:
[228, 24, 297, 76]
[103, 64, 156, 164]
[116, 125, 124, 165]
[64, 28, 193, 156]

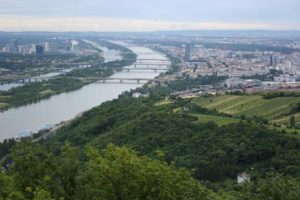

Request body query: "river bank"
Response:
[0, 43, 169, 141]
[0, 40, 135, 112]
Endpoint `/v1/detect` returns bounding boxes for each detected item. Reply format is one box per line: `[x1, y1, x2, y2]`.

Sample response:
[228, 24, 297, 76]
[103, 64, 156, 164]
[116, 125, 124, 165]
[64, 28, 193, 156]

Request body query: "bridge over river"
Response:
[82, 77, 176, 84]
[0, 41, 173, 141]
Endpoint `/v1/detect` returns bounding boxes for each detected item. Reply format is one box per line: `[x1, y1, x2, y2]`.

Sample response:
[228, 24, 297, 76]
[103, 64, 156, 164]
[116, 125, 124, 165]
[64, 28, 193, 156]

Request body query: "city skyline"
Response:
[0, 0, 300, 31]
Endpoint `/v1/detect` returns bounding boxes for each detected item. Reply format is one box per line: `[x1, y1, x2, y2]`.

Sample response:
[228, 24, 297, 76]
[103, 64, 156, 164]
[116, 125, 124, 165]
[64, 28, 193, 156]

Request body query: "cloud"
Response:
[0, 0, 299, 31]
[0, 15, 299, 32]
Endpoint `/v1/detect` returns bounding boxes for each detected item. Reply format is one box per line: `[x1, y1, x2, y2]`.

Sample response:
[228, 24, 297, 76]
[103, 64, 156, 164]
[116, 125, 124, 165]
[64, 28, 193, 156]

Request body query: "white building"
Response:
[132, 92, 142, 98]
[71, 40, 79, 51]
[274, 74, 296, 83]
[237, 172, 251, 184]
[226, 77, 245, 88]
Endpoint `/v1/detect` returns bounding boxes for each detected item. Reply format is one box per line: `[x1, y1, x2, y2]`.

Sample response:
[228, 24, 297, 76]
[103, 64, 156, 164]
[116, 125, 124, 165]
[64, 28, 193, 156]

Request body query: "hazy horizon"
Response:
[0, 0, 300, 31]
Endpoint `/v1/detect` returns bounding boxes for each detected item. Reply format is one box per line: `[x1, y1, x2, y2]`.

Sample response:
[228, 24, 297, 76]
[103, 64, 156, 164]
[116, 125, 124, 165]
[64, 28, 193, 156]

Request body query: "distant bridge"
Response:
[122, 52, 166, 56]
[123, 58, 170, 63]
[121, 68, 168, 72]
[84, 77, 173, 84]
[136, 59, 170, 63]
[93, 77, 155, 84]
[132, 63, 171, 68]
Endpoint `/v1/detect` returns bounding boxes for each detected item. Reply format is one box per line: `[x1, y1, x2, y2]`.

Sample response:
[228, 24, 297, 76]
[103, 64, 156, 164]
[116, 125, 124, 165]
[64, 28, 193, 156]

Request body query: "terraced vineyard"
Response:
[192, 114, 240, 125]
[192, 95, 300, 126]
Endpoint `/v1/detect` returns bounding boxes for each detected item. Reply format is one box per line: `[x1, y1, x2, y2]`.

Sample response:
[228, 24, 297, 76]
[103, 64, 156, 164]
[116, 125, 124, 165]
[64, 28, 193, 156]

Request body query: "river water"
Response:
[0, 43, 168, 141]
[0, 43, 122, 91]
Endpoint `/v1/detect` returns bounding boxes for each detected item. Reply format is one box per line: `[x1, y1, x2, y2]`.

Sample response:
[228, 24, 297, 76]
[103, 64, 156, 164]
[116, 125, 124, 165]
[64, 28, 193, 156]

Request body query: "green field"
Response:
[154, 99, 171, 106]
[39, 89, 56, 97]
[0, 95, 11, 101]
[192, 114, 240, 125]
[0, 102, 9, 109]
[272, 113, 300, 126]
[192, 95, 300, 124]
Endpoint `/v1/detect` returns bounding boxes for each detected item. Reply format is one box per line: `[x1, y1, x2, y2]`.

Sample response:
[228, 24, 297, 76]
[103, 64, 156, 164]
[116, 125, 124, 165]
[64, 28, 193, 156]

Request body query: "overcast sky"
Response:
[0, 0, 299, 31]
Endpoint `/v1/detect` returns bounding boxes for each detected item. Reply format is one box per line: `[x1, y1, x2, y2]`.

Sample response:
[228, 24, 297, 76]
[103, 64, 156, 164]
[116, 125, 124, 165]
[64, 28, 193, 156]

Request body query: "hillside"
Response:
[40, 95, 300, 188]
[192, 95, 300, 127]
[1, 93, 300, 199]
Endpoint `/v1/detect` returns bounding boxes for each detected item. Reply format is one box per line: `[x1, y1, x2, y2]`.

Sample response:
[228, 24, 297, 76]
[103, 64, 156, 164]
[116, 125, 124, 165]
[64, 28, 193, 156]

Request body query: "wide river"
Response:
[0, 43, 169, 141]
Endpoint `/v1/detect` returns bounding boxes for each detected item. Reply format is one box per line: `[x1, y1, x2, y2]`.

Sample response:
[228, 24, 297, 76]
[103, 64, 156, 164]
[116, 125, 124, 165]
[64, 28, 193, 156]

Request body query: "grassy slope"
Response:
[192, 95, 300, 123]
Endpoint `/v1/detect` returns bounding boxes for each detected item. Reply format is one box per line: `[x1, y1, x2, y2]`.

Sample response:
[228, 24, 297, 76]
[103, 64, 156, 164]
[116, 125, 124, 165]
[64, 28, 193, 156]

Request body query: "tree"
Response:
[237, 174, 300, 200]
[5, 142, 220, 200]
[254, 174, 300, 200]
[0, 172, 13, 199]
[0, 172, 25, 200]
[10, 140, 52, 199]
[76, 144, 217, 200]
[33, 188, 54, 200]
[290, 115, 296, 128]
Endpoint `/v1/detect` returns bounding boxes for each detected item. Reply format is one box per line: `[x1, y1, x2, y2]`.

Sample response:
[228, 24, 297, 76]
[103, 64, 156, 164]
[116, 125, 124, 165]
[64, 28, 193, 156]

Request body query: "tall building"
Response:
[43, 42, 50, 52]
[185, 43, 193, 61]
[71, 39, 79, 51]
[270, 55, 277, 66]
[9, 39, 18, 53]
[35, 45, 44, 55]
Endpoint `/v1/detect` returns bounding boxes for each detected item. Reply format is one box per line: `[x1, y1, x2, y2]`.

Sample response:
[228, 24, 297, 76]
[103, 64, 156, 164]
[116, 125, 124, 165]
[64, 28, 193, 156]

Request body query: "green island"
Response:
[0, 41, 136, 111]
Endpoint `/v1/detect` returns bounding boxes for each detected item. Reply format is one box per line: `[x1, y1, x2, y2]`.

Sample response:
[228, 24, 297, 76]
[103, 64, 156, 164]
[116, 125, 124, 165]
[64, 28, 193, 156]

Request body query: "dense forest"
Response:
[43, 95, 300, 183]
[1, 142, 218, 200]
[1, 93, 300, 199]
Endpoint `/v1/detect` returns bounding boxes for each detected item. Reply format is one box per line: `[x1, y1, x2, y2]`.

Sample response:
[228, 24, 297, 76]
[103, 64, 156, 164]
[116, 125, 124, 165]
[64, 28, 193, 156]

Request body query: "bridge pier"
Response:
[137, 80, 140, 84]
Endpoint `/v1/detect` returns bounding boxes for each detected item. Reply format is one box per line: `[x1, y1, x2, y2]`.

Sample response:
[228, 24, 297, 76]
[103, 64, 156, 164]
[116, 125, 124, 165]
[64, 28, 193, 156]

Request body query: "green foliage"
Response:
[48, 97, 155, 146]
[77, 144, 216, 200]
[263, 91, 300, 99]
[33, 188, 54, 200]
[93, 113, 300, 181]
[39, 95, 300, 185]
[0, 53, 77, 71]
[0, 172, 14, 199]
[291, 103, 300, 114]
[0, 138, 16, 158]
[3, 142, 218, 200]
[235, 174, 300, 200]
[290, 115, 296, 128]
[167, 76, 227, 91]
